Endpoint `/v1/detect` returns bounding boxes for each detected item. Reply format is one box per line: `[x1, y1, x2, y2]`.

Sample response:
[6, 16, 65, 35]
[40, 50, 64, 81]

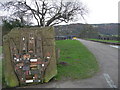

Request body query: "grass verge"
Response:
[87, 38, 119, 43]
[55, 40, 99, 80]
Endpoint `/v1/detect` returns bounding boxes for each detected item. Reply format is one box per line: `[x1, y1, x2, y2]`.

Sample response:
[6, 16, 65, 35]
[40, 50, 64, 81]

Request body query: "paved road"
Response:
[75, 39, 118, 88]
[21, 39, 118, 88]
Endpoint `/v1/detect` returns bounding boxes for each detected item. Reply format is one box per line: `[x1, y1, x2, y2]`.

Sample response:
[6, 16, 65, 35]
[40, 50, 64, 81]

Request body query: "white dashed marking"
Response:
[103, 73, 117, 88]
[109, 45, 120, 49]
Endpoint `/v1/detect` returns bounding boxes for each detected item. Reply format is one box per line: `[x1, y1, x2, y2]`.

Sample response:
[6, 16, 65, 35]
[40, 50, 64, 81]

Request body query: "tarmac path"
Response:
[1, 39, 118, 89]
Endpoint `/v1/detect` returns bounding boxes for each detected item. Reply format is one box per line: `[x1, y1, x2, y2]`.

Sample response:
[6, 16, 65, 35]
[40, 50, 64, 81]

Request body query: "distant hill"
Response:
[92, 23, 118, 35]
[54, 23, 119, 36]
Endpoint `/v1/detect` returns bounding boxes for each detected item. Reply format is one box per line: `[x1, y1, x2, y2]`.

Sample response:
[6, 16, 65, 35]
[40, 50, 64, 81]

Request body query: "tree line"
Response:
[0, 0, 88, 35]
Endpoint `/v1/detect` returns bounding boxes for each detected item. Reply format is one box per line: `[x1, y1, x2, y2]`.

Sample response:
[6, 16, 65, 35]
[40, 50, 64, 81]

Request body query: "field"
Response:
[87, 39, 119, 43]
[55, 40, 99, 80]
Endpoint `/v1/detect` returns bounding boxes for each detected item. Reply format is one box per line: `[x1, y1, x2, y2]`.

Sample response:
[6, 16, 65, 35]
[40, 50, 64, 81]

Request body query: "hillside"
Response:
[54, 23, 119, 36]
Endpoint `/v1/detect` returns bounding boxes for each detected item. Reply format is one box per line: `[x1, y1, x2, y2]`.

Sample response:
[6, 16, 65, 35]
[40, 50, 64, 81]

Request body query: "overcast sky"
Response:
[81, 0, 119, 24]
[0, 0, 119, 24]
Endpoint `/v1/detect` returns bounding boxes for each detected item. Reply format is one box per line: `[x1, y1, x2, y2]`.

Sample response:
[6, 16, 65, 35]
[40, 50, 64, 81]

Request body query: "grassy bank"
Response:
[87, 39, 119, 43]
[55, 40, 99, 80]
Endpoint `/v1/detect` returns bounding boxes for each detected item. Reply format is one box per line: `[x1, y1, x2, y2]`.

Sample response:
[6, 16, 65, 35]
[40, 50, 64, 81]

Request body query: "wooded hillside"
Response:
[54, 23, 119, 36]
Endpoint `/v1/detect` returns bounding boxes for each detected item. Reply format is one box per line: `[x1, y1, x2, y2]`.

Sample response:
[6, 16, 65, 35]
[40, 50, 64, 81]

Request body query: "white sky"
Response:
[0, 0, 119, 24]
[81, 0, 119, 24]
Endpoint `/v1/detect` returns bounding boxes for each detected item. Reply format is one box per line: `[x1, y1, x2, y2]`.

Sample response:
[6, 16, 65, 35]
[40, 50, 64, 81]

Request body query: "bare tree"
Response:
[1, 0, 88, 27]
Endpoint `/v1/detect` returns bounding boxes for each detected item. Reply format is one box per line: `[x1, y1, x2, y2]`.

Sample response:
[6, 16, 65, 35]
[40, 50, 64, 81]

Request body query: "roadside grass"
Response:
[87, 38, 119, 43]
[55, 40, 99, 80]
